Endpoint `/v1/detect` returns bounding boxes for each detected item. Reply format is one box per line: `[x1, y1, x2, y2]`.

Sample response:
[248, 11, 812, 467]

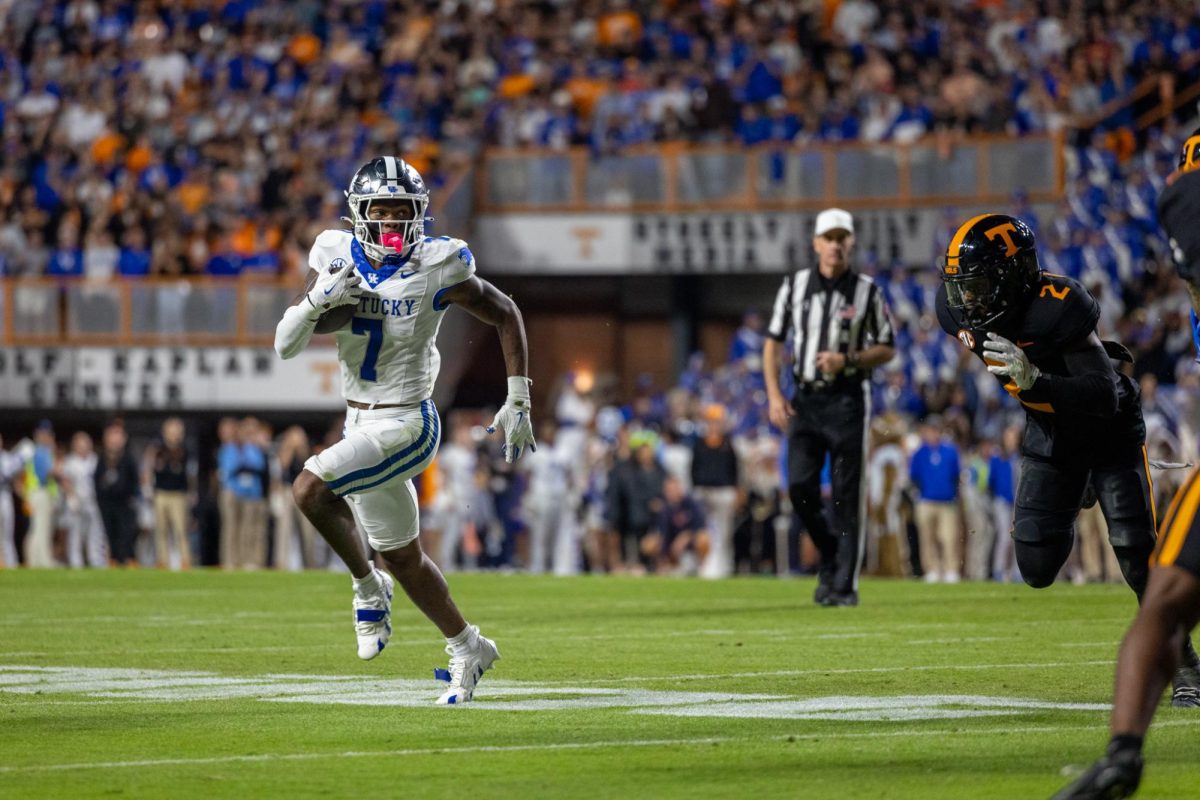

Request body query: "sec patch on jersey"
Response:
[315, 304, 355, 333]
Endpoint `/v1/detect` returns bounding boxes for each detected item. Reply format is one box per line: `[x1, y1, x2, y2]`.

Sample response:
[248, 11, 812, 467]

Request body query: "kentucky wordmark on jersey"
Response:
[308, 230, 476, 405]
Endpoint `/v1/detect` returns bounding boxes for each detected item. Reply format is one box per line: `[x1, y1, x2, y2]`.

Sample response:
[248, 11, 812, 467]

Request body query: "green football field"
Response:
[2, 570, 1198, 798]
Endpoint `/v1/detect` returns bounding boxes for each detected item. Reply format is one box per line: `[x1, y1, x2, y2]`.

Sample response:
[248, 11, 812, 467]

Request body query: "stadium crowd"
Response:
[1, 0, 1199, 584]
[1, 0, 1199, 277]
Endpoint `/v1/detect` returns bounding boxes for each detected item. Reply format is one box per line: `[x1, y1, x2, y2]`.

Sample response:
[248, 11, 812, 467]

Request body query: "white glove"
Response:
[487, 376, 538, 463]
[305, 262, 362, 312]
[983, 332, 1041, 391]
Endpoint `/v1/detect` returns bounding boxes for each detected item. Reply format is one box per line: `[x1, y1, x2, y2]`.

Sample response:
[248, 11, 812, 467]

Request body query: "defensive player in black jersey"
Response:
[934, 212, 1200, 713]
[1053, 130, 1200, 799]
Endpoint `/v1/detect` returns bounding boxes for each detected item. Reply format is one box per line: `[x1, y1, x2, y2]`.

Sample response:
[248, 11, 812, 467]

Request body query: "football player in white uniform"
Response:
[274, 157, 536, 705]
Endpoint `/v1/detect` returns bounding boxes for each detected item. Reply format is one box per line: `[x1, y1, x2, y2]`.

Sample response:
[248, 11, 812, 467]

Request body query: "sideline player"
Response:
[274, 157, 536, 704]
[1052, 130, 1200, 799]
[934, 213, 1200, 710]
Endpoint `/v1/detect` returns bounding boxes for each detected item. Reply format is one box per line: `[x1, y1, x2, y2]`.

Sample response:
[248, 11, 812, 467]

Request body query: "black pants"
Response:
[787, 388, 867, 594]
[1012, 444, 1155, 594]
[98, 497, 137, 564]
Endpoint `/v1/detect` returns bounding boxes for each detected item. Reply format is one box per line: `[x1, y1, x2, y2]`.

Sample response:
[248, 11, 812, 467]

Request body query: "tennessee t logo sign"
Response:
[984, 222, 1020, 256]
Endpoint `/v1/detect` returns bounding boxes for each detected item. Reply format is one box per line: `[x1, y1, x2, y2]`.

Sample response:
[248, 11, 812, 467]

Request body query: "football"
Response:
[314, 304, 355, 334]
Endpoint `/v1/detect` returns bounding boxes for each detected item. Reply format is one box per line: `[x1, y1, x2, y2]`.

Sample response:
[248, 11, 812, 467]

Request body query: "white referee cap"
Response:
[814, 208, 854, 237]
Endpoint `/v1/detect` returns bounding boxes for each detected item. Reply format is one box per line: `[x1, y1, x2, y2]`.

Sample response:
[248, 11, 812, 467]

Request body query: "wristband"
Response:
[507, 376, 531, 402]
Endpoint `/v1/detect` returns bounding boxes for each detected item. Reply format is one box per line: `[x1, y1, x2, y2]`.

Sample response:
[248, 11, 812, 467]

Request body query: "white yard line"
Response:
[4, 719, 1198, 775]
[560, 660, 1118, 684]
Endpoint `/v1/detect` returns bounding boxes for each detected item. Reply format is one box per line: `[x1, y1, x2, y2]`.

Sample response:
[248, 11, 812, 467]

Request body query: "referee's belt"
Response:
[794, 377, 862, 395]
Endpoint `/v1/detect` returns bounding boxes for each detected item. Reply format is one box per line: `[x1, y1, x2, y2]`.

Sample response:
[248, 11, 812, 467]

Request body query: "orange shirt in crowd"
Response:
[91, 131, 124, 165]
[565, 76, 608, 118]
[596, 10, 642, 48]
[125, 142, 153, 174]
[175, 180, 210, 215]
[403, 139, 439, 177]
[287, 32, 321, 65]
[497, 72, 536, 99]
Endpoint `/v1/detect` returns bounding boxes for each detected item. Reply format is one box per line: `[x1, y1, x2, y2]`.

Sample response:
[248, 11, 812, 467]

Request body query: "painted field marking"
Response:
[0, 664, 1114, 721]
[4, 720, 1200, 775]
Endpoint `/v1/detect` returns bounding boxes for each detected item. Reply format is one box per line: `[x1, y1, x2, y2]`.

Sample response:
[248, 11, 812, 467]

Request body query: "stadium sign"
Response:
[0, 347, 345, 410]
[475, 209, 960, 273]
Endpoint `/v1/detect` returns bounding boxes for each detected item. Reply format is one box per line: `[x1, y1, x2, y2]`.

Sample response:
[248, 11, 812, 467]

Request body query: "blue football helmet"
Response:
[345, 156, 429, 261]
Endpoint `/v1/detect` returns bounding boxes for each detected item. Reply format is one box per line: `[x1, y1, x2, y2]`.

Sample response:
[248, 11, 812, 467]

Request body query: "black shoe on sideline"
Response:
[820, 591, 859, 607]
[813, 580, 832, 606]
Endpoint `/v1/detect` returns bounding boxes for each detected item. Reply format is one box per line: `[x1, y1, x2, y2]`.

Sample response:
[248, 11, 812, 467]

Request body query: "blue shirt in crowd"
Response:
[987, 454, 1017, 504]
[224, 443, 266, 500]
[909, 441, 960, 502]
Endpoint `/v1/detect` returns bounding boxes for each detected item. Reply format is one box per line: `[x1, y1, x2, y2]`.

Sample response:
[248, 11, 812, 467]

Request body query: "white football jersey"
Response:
[308, 230, 476, 405]
[61, 453, 98, 502]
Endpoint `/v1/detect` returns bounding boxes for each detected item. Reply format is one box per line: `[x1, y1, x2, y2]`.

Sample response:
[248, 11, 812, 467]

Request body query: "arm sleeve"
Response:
[276, 236, 334, 359]
[1017, 340, 1119, 416]
[766, 275, 791, 341]
[274, 301, 322, 360]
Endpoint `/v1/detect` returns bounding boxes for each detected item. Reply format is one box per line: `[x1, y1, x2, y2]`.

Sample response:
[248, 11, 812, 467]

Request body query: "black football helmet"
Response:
[940, 213, 1041, 328]
[345, 156, 429, 261]
[1180, 126, 1200, 171]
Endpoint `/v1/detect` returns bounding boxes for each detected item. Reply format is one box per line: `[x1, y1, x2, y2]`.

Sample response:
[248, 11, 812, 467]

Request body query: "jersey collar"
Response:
[350, 237, 413, 289]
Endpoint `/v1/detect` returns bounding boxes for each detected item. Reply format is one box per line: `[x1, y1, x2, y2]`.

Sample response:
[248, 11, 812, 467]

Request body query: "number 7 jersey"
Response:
[309, 230, 476, 405]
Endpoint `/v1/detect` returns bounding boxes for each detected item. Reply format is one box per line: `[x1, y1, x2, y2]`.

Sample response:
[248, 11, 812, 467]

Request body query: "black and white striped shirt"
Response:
[767, 268, 895, 389]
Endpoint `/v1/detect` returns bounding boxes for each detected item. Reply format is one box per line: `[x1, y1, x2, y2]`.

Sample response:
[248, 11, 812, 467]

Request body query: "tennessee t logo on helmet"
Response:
[984, 222, 1020, 257]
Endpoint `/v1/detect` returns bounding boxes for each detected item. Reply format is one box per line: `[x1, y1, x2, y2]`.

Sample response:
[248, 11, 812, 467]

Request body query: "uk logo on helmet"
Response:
[958, 329, 976, 349]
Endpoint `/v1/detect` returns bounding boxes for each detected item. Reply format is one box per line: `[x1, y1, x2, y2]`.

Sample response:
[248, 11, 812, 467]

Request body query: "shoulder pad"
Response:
[1024, 274, 1099, 346]
[314, 229, 353, 249]
[416, 235, 467, 263]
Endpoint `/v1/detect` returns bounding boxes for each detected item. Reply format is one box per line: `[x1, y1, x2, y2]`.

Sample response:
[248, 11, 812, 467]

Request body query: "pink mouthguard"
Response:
[380, 232, 405, 250]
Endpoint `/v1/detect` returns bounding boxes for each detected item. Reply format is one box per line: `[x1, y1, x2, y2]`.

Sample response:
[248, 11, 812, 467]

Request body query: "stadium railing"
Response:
[475, 133, 1064, 213]
[2, 277, 291, 347]
[2, 134, 1067, 346]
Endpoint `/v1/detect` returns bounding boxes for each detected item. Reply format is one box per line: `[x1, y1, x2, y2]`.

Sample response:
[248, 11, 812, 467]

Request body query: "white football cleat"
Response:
[434, 627, 500, 705]
[353, 569, 394, 660]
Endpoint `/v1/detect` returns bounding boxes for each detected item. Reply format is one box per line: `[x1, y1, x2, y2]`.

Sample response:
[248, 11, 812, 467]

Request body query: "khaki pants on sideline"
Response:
[236, 498, 268, 569]
[154, 491, 191, 569]
[1077, 503, 1120, 582]
[275, 496, 321, 570]
[219, 488, 237, 568]
[25, 488, 57, 568]
[916, 500, 961, 580]
[695, 486, 738, 579]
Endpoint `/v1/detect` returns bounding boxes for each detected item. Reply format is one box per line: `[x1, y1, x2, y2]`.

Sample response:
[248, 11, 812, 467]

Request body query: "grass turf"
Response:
[1, 570, 1196, 798]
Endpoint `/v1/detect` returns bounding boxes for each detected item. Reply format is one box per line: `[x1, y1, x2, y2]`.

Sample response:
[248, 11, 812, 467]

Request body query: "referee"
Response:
[763, 208, 895, 607]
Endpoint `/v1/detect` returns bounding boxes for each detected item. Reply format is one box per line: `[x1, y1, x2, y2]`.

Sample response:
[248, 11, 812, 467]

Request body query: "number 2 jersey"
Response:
[935, 272, 1144, 460]
[308, 230, 476, 405]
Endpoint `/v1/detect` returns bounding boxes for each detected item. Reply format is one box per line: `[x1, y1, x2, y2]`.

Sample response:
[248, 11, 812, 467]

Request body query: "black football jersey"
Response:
[936, 272, 1143, 459]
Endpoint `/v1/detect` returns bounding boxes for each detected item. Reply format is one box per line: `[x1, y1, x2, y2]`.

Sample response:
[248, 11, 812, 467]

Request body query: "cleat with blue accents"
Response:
[353, 569, 394, 660]
[435, 627, 499, 705]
